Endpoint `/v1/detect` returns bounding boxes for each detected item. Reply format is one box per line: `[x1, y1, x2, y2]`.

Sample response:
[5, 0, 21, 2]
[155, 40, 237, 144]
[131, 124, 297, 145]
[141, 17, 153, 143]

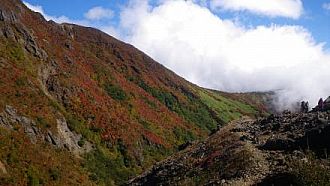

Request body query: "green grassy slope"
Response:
[198, 89, 263, 123]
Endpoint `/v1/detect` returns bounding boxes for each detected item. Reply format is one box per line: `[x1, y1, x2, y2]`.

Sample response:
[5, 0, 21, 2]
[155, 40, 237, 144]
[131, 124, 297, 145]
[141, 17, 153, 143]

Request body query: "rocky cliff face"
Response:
[129, 111, 330, 185]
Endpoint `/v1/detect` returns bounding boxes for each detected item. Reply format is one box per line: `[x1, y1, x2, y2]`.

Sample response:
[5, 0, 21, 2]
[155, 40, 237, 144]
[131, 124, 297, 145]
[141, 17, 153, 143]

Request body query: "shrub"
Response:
[84, 146, 132, 185]
[27, 166, 40, 186]
[78, 138, 85, 147]
[289, 152, 330, 185]
[104, 83, 127, 101]
[10, 45, 25, 62]
[36, 117, 50, 128]
[48, 168, 60, 181]
[15, 77, 28, 87]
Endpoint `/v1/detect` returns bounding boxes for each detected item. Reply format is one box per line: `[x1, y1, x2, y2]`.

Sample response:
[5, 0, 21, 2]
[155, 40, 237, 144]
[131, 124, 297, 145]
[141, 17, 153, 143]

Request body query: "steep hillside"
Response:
[0, 0, 267, 185]
[129, 111, 330, 185]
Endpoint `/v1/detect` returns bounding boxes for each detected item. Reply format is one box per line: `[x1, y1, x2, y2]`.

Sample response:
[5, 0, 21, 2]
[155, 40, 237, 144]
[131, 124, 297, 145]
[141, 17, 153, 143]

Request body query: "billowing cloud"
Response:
[210, 0, 303, 19]
[119, 0, 330, 110]
[84, 6, 114, 20]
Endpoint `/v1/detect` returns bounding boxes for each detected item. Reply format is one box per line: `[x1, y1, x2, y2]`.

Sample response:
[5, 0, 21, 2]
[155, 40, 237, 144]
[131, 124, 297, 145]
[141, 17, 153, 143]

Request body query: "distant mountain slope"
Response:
[0, 0, 268, 185]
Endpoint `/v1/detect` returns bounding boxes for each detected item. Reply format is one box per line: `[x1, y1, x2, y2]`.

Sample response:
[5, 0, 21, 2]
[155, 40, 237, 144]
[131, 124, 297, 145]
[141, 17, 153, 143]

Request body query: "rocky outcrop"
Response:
[15, 23, 48, 60]
[0, 105, 92, 155]
[38, 60, 58, 97]
[0, 9, 18, 23]
[0, 105, 40, 143]
[0, 6, 48, 60]
[129, 112, 330, 185]
[247, 111, 330, 155]
[0, 24, 15, 39]
[53, 116, 93, 155]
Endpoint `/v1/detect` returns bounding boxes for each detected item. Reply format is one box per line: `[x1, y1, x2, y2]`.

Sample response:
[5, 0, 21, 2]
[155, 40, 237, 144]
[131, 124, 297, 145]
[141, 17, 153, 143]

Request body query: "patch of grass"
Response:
[141, 96, 158, 109]
[36, 116, 51, 128]
[84, 146, 132, 186]
[10, 45, 25, 62]
[15, 76, 28, 87]
[138, 118, 152, 130]
[0, 39, 26, 63]
[66, 115, 101, 144]
[117, 139, 133, 167]
[173, 127, 196, 144]
[27, 166, 41, 186]
[48, 168, 60, 181]
[137, 79, 218, 132]
[104, 83, 127, 101]
[198, 89, 258, 123]
[142, 143, 172, 166]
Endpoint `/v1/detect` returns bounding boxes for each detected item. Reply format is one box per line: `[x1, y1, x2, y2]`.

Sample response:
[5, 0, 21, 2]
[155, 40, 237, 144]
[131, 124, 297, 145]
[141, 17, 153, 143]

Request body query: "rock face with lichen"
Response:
[0, 105, 92, 155]
[0, 105, 40, 143]
[129, 111, 330, 185]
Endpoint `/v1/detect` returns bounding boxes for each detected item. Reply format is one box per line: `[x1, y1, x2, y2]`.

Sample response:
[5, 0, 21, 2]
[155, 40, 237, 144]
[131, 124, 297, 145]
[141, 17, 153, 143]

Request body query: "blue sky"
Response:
[23, 0, 330, 109]
[23, 0, 330, 48]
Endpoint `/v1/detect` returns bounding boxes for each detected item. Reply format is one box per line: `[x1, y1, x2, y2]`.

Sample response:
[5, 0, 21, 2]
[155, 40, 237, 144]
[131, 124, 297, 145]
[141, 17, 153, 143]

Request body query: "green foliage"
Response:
[78, 138, 86, 147]
[66, 115, 101, 144]
[141, 96, 158, 109]
[138, 118, 152, 130]
[49, 99, 64, 112]
[10, 45, 25, 62]
[198, 90, 258, 123]
[7, 151, 19, 164]
[137, 80, 218, 132]
[48, 168, 60, 181]
[117, 139, 132, 167]
[27, 166, 40, 186]
[142, 143, 172, 166]
[173, 127, 196, 144]
[104, 83, 127, 101]
[15, 76, 28, 87]
[84, 146, 132, 186]
[36, 117, 51, 128]
[0, 40, 25, 62]
[66, 116, 82, 132]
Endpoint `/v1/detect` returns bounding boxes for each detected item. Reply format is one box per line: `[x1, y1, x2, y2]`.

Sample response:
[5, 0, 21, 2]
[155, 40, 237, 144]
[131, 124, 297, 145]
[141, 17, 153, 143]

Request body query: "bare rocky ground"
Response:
[128, 111, 330, 186]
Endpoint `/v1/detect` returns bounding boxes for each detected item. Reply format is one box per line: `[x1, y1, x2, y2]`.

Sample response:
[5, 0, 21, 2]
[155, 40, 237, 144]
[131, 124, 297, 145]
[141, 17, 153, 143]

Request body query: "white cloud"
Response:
[119, 0, 330, 110]
[210, 0, 303, 19]
[323, 3, 330, 11]
[84, 6, 114, 20]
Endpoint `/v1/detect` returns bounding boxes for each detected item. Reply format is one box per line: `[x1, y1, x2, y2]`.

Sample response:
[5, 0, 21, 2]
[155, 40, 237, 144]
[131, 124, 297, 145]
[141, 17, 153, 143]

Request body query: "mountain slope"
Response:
[0, 0, 268, 185]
